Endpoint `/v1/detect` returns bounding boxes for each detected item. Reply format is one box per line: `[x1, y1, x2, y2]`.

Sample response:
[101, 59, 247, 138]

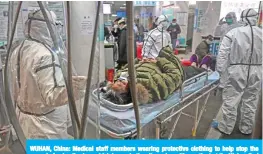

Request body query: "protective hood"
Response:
[157, 15, 169, 29]
[240, 9, 258, 26]
[23, 10, 58, 47]
[225, 12, 237, 23]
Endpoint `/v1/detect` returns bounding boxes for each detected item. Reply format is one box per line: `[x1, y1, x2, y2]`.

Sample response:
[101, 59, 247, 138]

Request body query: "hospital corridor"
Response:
[0, 1, 262, 154]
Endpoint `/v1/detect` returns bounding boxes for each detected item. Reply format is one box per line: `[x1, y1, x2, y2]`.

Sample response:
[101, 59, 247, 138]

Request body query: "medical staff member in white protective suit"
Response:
[141, 15, 172, 59]
[8, 10, 86, 139]
[215, 12, 244, 89]
[214, 12, 241, 41]
[214, 8, 262, 135]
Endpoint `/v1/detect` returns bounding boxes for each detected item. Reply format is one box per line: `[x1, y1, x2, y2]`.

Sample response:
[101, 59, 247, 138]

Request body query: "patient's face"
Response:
[111, 80, 128, 94]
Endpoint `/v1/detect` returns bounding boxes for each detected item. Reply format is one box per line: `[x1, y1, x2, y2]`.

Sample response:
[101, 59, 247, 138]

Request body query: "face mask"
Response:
[226, 18, 233, 25]
[114, 24, 119, 29]
[172, 23, 176, 25]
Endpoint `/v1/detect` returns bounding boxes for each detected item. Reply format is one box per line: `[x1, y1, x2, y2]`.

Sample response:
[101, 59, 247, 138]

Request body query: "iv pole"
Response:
[38, 1, 80, 139]
[126, 1, 141, 139]
[4, 1, 26, 152]
[79, 1, 101, 139]
[64, 1, 81, 138]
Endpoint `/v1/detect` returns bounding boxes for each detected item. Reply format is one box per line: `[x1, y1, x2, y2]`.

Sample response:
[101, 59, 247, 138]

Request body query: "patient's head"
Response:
[108, 80, 150, 104]
[110, 80, 129, 94]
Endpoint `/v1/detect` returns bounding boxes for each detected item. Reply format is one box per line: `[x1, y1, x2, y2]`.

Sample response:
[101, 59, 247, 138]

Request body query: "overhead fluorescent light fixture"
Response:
[120, 6, 126, 9]
[123, 3, 126, 6]
[112, 14, 117, 17]
[103, 4, 111, 14]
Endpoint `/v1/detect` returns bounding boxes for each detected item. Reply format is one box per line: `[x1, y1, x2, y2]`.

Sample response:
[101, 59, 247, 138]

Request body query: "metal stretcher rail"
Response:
[89, 71, 219, 139]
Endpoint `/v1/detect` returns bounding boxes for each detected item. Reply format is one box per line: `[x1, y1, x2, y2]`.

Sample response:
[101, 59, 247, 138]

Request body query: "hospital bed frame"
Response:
[88, 71, 219, 139]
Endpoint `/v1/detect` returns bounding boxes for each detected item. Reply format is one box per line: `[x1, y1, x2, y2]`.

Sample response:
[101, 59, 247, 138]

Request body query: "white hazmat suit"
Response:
[217, 12, 245, 89]
[9, 10, 86, 139]
[216, 9, 262, 135]
[141, 15, 172, 59]
[214, 12, 242, 41]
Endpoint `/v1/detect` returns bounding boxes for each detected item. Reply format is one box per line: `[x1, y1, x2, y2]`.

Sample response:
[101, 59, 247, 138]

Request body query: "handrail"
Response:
[38, 1, 81, 138]
[180, 71, 208, 99]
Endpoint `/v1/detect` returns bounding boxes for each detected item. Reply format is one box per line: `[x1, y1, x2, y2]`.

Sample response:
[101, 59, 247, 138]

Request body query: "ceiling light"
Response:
[120, 6, 126, 9]
[123, 4, 126, 6]
[112, 14, 117, 17]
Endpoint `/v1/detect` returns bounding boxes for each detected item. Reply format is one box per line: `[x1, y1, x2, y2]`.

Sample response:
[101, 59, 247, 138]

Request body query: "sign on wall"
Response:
[175, 12, 188, 26]
[195, 9, 205, 33]
[134, 1, 156, 7]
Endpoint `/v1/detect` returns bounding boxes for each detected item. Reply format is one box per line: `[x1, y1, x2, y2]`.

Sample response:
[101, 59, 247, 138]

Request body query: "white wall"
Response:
[192, 1, 221, 52]
[173, 1, 189, 40]
[69, 1, 105, 82]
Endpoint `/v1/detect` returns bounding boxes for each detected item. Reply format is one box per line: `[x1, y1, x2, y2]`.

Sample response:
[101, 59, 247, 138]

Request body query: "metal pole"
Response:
[126, 1, 141, 139]
[258, 1, 262, 27]
[38, 1, 81, 138]
[79, 1, 101, 139]
[7, 2, 13, 49]
[65, 1, 80, 138]
[4, 1, 26, 152]
[95, 2, 103, 139]
[0, 56, 10, 149]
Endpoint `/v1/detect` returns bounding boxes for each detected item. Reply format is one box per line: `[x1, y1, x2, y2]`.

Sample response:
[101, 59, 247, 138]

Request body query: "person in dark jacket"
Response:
[111, 18, 122, 41]
[167, 19, 181, 50]
[194, 35, 213, 63]
[116, 18, 127, 70]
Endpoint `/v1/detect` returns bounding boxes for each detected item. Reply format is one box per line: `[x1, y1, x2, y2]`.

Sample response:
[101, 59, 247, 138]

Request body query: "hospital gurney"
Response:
[87, 71, 220, 139]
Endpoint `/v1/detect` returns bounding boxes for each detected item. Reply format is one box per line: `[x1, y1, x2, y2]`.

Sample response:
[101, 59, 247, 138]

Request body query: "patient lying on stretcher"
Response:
[103, 46, 207, 105]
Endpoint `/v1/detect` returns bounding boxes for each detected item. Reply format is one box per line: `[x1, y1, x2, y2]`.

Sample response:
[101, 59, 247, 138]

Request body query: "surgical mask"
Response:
[226, 18, 233, 25]
[114, 24, 118, 29]
[119, 25, 123, 30]
[172, 23, 176, 25]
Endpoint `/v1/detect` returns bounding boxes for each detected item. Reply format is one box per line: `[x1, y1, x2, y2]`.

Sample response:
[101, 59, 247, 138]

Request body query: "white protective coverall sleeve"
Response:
[216, 8, 262, 135]
[142, 15, 172, 59]
[8, 10, 85, 139]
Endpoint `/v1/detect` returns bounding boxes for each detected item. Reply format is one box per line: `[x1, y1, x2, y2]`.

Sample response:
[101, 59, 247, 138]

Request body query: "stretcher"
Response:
[87, 71, 220, 139]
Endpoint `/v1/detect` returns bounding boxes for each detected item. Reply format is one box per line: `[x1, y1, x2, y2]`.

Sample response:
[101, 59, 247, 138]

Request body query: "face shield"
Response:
[25, 9, 77, 76]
